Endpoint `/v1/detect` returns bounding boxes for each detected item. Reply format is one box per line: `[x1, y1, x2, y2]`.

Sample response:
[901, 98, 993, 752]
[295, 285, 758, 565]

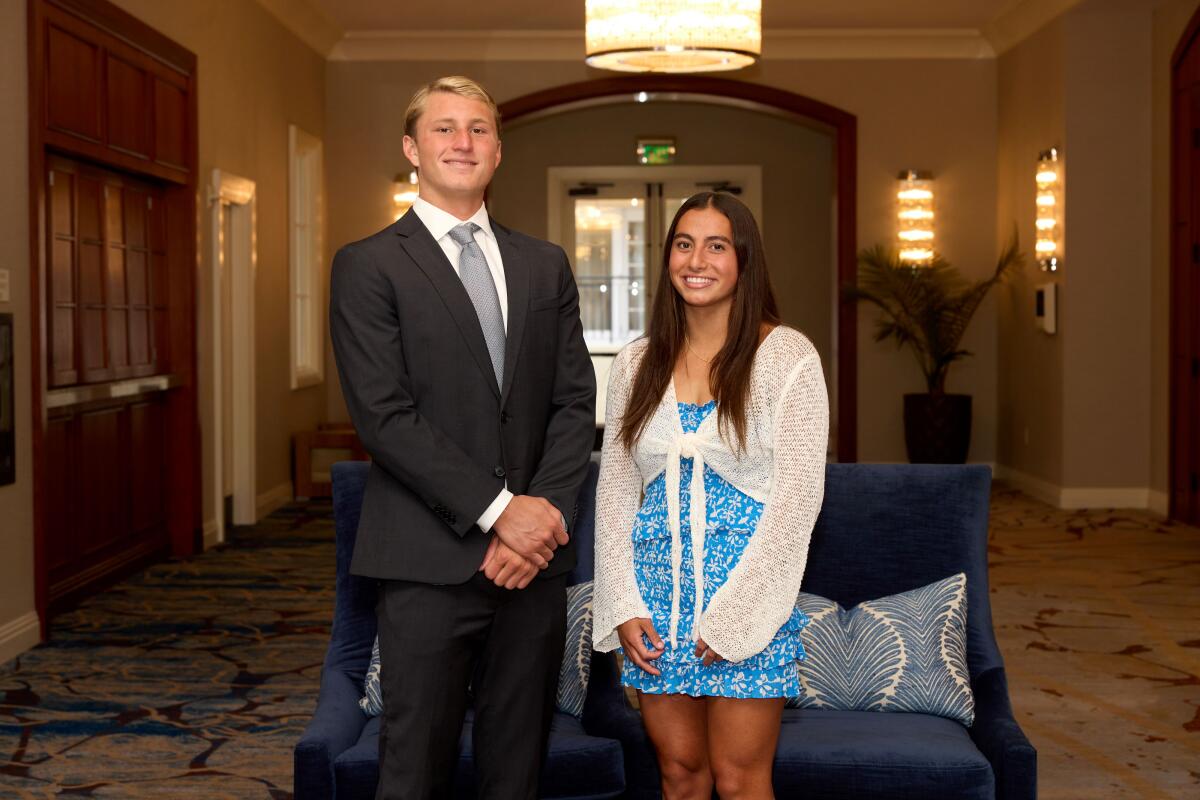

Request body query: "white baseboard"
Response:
[994, 464, 1154, 510]
[202, 519, 221, 550]
[0, 611, 41, 666]
[1148, 490, 1170, 517]
[1058, 487, 1150, 510]
[256, 481, 294, 520]
[993, 464, 1062, 507]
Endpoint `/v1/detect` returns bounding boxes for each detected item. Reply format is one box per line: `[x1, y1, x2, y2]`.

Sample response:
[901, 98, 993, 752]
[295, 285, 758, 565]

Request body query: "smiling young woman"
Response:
[594, 192, 830, 798]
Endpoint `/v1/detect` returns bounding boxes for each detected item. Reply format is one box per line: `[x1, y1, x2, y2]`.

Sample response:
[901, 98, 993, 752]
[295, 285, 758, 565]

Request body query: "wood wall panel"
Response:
[153, 78, 186, 170]
[45, 24, 101, 142]
[104, 53, 149, 158]
[32, 0, 200, 627]
[43, 416, 74, 576]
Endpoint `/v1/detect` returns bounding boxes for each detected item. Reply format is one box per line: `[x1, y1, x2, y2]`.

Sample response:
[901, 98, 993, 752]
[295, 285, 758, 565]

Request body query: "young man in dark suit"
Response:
[329, 75, 596, 799]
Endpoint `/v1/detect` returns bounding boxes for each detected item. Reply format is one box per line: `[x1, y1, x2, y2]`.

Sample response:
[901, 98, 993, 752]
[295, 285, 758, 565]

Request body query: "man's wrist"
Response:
[476, 489, 514, 533]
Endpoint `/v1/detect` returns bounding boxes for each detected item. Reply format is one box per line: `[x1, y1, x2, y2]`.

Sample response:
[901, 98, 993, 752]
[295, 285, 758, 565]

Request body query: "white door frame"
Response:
[208, 169, 257, 542]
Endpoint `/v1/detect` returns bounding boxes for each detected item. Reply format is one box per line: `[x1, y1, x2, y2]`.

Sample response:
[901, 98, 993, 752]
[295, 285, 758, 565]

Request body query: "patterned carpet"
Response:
[0, 486, 1196, 797]
[0, 503, 336, 798]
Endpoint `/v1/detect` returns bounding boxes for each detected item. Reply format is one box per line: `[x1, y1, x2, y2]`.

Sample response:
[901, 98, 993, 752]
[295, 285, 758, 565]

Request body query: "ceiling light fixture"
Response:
[585, 0, 761, 74]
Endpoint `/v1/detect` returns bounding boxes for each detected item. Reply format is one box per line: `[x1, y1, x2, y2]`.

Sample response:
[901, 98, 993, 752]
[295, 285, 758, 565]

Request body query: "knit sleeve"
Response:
[697, 346, 828, 663]
[592, 344, 652, 653]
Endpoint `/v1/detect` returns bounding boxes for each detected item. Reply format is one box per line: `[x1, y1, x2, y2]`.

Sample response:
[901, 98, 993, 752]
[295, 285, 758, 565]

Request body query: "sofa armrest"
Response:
[969, 667, 1037, 800]
[582, 651, 660, 799]
[294, 667, 370, 800]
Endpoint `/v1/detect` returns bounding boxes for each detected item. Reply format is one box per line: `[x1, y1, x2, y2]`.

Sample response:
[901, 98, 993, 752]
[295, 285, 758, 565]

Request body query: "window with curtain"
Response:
[289, 124, 324, 389]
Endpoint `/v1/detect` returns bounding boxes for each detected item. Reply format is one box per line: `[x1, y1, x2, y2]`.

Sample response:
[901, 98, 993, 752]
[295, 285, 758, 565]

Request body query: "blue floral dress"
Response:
[620, 401, 809, 698]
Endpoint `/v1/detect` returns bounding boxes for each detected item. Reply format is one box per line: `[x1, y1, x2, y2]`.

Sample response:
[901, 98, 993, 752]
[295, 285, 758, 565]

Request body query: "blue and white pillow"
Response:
[786, 572, 974, 726]
[359, 579, 594, 719]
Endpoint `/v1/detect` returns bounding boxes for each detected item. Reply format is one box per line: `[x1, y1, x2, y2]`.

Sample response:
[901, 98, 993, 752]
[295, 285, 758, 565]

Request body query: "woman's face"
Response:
[667, 207, 739, 312]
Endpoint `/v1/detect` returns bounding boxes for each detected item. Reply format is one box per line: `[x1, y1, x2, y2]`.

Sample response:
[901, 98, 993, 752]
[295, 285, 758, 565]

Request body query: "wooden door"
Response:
[30, 0, 199, 627]
[1172, 14, 1200, 525]
[42, 156, 173, 608]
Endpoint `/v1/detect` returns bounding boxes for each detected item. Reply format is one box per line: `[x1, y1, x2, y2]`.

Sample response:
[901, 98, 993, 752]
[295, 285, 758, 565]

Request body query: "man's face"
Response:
[402, 92, 501, 208]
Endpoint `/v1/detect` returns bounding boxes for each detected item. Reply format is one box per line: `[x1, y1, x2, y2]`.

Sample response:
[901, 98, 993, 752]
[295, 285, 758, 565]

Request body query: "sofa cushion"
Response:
[788, 572, 975, 726]
[332, 712, 624, 799]
[773, 708, 994, 800]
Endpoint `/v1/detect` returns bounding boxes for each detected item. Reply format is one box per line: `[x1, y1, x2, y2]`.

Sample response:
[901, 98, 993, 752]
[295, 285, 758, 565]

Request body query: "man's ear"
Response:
[494, 139, 502, 170]
[402, 134, 419, 169]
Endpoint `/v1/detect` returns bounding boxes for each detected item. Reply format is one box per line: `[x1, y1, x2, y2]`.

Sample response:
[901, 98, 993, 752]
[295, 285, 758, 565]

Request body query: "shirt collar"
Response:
[412, 196, 494, 243]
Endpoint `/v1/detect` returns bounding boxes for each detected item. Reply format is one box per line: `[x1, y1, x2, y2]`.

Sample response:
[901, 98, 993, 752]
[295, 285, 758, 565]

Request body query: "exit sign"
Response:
[637, 138, 676, 165]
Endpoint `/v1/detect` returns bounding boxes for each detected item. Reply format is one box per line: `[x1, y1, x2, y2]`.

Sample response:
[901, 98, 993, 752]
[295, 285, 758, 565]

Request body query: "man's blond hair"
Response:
[404, 76, 502, 139]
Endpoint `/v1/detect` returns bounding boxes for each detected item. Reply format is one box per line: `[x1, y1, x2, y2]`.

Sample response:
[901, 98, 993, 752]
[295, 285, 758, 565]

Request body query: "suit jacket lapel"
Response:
[394, 211, 500, 398]
[493, 219, 528, 405]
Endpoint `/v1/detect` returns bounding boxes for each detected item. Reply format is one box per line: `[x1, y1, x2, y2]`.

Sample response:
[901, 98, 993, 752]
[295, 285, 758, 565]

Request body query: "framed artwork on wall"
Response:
[0, 313, 12, 486]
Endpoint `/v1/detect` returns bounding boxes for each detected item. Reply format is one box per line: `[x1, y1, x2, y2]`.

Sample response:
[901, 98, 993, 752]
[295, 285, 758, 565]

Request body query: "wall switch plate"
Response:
[0, 269, 9, 303]
[1035, 282, 1057, 334]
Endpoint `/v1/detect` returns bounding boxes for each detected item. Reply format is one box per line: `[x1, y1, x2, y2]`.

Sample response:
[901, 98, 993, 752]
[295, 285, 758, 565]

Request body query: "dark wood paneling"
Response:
[153, 78, 186, 170]
[128, 399, 166, 535]
[104, 53, 150, 159]
[43, 415, 74, 576]
[78, 405, 125, 557]
[32, 0, 201, 630]
[1171, 11, 1200, 526]
[45, 23, 101, 142]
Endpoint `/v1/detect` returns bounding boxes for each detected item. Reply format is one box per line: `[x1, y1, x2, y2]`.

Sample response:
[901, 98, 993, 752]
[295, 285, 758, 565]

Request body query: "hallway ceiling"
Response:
[309, 0, 1021, 33]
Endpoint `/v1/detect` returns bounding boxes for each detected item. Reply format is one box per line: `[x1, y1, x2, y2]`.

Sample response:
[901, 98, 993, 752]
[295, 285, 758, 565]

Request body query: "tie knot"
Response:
[448, 222, 481, 246]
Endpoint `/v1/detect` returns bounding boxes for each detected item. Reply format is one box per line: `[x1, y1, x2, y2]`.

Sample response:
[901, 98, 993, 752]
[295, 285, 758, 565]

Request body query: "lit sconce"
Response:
[393, 171, 418, 221]
[896, 170, 935, 266]
[1035, 148, 1062, 271]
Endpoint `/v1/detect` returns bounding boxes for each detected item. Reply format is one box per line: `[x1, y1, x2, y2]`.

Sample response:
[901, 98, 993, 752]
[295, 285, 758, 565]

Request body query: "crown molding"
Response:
[328, 28, 996, 62]
[983, 0, 1087, 55]
[254, 0, 343, 58]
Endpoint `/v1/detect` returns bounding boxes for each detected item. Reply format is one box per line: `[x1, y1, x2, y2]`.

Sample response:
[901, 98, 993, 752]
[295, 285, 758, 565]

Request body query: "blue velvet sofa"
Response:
[294, 460, 637, 799]
[297, 462, 1036, 800]
[609, 463, 1037, 800]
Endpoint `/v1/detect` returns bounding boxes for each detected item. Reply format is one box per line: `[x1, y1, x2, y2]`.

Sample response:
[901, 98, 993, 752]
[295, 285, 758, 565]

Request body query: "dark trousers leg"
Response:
[471, 573, 568, 800]
[376, 578, 491, 800]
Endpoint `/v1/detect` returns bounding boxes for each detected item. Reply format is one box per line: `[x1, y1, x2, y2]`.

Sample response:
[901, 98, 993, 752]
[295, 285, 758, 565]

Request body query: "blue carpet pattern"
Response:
[0, 502, 335, 797]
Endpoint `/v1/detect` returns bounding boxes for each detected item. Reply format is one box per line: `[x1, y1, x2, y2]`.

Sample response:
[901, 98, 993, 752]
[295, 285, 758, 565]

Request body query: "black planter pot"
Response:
[903, 393, 972, 464]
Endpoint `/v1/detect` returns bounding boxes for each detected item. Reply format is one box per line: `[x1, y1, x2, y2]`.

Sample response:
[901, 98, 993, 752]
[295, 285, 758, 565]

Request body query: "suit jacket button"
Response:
[494, 466, 506, 478]
[501, 412, 510, 424]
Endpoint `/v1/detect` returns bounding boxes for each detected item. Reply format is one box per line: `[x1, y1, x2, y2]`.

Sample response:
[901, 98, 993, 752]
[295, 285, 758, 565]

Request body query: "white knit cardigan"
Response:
[592, 326, 829, 664]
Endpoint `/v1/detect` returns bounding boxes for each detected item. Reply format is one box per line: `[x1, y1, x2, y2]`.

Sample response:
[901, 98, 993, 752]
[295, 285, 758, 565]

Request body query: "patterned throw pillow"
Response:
[359, 579, 594, 719]
[786, 572, 974, 726]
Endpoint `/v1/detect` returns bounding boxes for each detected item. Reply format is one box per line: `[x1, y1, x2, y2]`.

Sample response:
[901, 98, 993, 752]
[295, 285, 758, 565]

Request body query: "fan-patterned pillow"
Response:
[786, 572, 974, 726]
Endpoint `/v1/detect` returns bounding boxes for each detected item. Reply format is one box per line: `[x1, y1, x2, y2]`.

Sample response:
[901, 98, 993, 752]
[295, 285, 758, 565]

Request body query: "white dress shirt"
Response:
[409, 196, 513, 533]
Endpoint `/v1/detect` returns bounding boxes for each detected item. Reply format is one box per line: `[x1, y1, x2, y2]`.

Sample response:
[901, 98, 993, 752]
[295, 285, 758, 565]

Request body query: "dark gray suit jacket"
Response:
[329, 210, 596, 584]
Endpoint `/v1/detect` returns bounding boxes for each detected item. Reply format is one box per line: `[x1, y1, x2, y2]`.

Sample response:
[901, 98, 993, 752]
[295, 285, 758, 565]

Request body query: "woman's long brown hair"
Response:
[619, 192, 781, 452]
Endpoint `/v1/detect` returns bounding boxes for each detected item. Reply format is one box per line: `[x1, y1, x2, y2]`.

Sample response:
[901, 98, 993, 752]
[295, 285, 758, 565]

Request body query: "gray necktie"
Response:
[448, 222, 505, 388]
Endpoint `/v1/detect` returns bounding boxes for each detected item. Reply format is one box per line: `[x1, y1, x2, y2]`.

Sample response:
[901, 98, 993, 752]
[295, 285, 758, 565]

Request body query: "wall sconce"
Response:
[393, 171, 418, 221]
[896, 170, 935, 266]
[1035, 148, 1062, 271]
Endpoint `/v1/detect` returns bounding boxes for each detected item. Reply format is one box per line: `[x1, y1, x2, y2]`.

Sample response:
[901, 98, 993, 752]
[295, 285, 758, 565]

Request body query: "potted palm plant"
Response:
[847, 235, 1024, 463]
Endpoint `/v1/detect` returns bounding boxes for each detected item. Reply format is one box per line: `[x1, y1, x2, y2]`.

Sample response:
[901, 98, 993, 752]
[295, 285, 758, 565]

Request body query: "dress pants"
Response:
[375, 570, 568, 799]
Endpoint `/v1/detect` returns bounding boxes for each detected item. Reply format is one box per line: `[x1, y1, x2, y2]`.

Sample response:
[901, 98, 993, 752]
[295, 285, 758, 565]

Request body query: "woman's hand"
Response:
[694, 638, 724, 667]
[617, 618, 664, 676]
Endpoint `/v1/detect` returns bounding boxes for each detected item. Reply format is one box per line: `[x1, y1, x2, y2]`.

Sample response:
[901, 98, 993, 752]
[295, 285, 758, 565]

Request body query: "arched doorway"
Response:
[1171, 13, 1200, 525]
[497, 77, 857, 462]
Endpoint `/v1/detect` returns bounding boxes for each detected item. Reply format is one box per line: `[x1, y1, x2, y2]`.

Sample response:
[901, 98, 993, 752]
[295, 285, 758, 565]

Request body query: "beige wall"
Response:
[111, 0, 327, 522]
[1152, 0, 1199, 508]
[997, 0, 1161, 501]
[0, 0, 39, 664]
[1061, 0, 1153, 490]
[996, 19, 1066, 486]
[324, 59, 1000, 463]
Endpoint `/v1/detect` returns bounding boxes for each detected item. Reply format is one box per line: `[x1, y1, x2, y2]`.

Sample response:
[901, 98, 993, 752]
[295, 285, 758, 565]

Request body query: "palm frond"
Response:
[847, 230, 1024, 393]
